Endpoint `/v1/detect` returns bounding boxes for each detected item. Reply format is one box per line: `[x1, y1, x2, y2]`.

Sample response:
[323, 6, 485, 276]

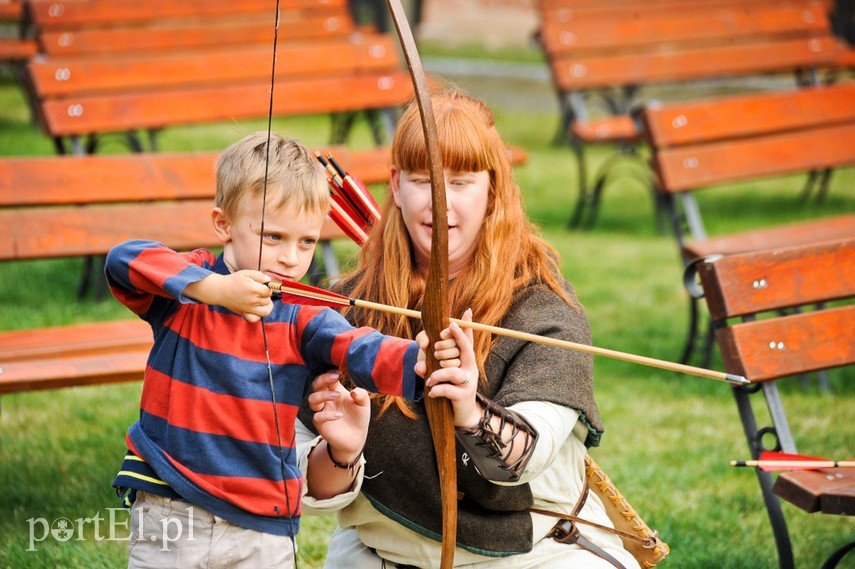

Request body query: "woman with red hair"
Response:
[296, 91, 638, 569]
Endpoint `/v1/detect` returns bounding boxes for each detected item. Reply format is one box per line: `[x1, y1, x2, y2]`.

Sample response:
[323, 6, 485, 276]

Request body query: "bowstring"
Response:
[258, 0, 299, 564]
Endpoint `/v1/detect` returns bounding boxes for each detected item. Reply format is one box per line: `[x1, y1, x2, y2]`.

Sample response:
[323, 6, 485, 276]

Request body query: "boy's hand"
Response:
[416, 309, 481, 428]
[184, 270, 273, 322]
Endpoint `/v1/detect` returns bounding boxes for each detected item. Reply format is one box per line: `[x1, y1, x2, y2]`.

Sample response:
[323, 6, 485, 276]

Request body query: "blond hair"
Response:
[339, 91, 573, 416]
[215, 132, 328, 220]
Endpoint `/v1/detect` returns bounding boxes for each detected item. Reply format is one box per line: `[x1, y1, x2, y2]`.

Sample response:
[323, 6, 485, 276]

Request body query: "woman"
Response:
[295, 91, 639, 568]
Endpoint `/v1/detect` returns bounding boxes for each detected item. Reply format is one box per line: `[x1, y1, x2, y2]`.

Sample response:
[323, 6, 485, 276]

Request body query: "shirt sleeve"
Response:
[492, 401, 580, 485]
[296, 307, 423, 401]
[105, 239, 215, 318]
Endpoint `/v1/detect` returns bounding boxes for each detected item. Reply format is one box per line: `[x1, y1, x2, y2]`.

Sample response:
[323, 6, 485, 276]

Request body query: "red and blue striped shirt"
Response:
[106, 240, 421, 536]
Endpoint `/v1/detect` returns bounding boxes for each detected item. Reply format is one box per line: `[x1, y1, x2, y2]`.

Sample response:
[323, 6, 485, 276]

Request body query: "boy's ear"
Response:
[211, 207, 232, 243]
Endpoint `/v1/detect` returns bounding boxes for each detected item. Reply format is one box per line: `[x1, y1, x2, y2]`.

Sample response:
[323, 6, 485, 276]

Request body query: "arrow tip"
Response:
[726, 374, 750, 386]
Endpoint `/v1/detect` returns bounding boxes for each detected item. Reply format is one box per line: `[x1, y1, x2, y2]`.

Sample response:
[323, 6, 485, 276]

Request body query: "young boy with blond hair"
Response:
[105, 132, 462, 568]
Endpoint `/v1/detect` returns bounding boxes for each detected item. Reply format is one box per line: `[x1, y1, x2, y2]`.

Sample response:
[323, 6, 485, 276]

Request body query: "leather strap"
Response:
[541, 480, 628, 569]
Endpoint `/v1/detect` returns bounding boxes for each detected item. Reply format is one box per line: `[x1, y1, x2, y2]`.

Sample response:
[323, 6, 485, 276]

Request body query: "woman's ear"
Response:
[390, 165, 402, 207]
[211, 207, 231, 243]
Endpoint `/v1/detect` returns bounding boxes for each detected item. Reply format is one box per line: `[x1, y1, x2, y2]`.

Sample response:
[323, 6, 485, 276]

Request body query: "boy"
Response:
[105, 132, 459, 568]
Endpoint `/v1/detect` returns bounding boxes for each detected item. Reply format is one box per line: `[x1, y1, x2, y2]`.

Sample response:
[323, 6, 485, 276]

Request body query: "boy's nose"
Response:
[278, 244, 299, 266]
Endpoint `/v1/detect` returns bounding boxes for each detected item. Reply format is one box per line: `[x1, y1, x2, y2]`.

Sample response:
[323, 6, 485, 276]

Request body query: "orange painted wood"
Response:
[28, 35, 400, 97]
[37, 16, 354, 56]
[550, 36, 841, 91]
[0, 1, 23, 21]
[774, 465, 855, 514]
[0, 154, 218, 206]
[697, 238, 855, 320]
[0, 37, 37, 60]
[0, 350, 150, 394]
[36, 72, 420, 136]
[682, 214, 855, 261]
[716, 304, 855, 382]
[0, 320, 152, 362]
[540, 4, 829, 54]
[571, 115, 639, 143]
[656, 122, 855, 193]
[0, 148, 396, 208]
[538, 0, 815, 11]
[28, 0, 347, 28]
[0, 200, 346, 261]
[643, 83, 855, 150]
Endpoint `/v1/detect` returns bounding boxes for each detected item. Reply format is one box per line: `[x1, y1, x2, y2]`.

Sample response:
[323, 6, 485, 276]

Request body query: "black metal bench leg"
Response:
[568, 138, 590, 229]
[821, 540, 855, 569]
[680, 295, 701, 365]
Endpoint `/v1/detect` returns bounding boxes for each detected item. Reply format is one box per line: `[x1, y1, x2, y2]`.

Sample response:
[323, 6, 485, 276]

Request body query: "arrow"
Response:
[731, 451, 855, 471]
[268, 280, 749, 385]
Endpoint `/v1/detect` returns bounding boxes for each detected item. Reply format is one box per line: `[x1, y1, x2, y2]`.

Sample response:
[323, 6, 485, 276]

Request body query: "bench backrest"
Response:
[22, 1, 427, 149]
[697, 238, 855, 382]
[0, 150, 388, 261]
[28, 0, 355, 56]
[539, 1, 842, 92]
[642, 82, 855, 193]
[639, 82, 855, 257]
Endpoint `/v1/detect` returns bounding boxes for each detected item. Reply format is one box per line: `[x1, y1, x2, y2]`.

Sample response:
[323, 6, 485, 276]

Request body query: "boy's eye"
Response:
[263, 233, 282, 242]
[300, 238, 318, 248]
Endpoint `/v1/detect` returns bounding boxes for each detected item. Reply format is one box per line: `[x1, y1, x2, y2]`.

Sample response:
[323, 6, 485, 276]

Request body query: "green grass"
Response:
[1, 60, 854, 569]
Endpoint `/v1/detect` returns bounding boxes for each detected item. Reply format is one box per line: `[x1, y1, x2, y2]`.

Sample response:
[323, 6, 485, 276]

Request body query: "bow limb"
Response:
[384, 1, 457, 566]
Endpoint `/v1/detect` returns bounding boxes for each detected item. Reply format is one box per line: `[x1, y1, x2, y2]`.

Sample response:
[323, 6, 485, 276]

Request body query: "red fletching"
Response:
[757, 451, 834, 471]
[270, 280, 350, 309]
[327, 153, 381, 225]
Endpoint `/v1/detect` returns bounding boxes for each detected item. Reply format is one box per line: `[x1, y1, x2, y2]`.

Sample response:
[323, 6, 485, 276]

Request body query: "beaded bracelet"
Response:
[326, 443, 362, 473]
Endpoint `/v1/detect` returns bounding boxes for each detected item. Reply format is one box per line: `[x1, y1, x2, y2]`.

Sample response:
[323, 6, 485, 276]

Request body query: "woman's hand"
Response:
[417, 309, 482, 428]
[307, 370, 369, 465]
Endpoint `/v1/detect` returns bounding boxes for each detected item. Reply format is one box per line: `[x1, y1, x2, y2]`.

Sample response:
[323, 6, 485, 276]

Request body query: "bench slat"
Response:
[550, 36, 840, 91]
[0, 200, 346, 261]
[37, 72, 417, 136]
[644, 83, 855, 149]
[656, 122, 855, 192]
[37, 16, 354, 56]
[0, 320, 152, 362]
[774, 466, 855, 514]
[698, 238, 855, 320]
[0, 148, 393, 207]
[716, 303, 855, 382]
[28, 36, 400, 97]
[28, 0, 346, 27]
[540, 4, 829, 53]
[0, 351, 149, 394]
[682, 214, 855, 261]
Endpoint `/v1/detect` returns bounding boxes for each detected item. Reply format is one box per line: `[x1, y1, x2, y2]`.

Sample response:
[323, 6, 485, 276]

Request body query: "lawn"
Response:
[0, 49, 853, 569]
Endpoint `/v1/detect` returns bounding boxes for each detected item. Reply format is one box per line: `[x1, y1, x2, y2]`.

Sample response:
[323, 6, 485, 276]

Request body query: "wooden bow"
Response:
[384, 1, 457, 566]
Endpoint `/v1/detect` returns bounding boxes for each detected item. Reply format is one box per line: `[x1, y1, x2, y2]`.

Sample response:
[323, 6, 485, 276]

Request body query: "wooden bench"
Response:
[26, 0, 357, 56]
[22, 0, 431, 155]
[639, 82, 855, 365]
[536, 0, 849, 228]
[0, 0, 36, 64]
[0, 148, 382, 395]
[696, 238, 855, 569]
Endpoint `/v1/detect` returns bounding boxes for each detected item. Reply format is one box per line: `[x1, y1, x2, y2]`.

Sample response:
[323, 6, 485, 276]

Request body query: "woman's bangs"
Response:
[394, 106, 492, 174]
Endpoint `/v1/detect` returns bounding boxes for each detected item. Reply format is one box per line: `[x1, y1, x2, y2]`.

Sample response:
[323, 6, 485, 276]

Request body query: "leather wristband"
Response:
[326, 443, 362, 473]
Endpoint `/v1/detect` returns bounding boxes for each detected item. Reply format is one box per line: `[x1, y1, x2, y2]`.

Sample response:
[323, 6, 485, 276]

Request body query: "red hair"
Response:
[339, 91, 574, 416]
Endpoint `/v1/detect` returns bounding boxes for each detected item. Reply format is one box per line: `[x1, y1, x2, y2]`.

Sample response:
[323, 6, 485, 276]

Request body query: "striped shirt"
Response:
[106, 240, 421, 536]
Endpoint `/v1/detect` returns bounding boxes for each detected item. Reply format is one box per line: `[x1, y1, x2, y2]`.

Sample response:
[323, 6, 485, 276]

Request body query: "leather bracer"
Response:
[455, 393, 539, 482]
